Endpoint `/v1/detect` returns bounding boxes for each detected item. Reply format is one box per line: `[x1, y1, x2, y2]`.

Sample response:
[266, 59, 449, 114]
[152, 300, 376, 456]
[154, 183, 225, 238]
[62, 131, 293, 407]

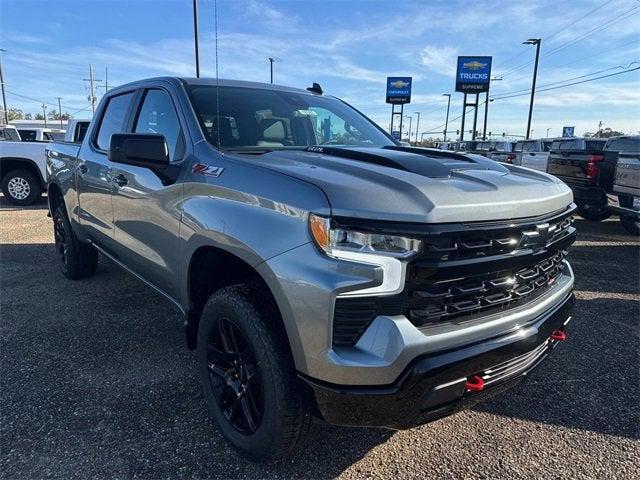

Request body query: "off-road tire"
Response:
[619, 195, 640, 235]
[196, 284, 310, 463]
[577, 204, 611, 222]
[53, 205, 99, 279]
[1, 169, 42, 206]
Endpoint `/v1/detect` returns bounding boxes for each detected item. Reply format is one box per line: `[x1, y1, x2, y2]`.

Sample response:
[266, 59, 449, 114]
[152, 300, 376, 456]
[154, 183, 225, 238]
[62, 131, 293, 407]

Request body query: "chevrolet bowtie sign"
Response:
[455, 56, 492, 93]
[386, 77, 412, 104]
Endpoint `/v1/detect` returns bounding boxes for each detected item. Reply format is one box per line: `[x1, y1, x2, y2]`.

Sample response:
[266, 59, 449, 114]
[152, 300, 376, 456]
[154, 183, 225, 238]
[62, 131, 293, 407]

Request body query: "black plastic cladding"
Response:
[332, 205, 577, 347]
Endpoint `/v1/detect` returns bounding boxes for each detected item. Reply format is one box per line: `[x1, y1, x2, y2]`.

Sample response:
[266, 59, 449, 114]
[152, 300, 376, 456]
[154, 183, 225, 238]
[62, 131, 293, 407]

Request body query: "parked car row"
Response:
[0, 120, 90, 205]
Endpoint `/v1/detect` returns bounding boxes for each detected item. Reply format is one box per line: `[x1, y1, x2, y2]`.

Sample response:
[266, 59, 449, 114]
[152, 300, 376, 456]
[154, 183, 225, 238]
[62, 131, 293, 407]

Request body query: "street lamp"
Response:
[442, 94, 451, 141]
[523, 38, 541, 139]
[483, 77, 501, 140]
[403, 115, 412, 143]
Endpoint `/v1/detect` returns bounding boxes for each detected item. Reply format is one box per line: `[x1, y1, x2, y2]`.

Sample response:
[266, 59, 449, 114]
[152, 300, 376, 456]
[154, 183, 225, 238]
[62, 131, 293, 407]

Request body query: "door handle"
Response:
[113, 174, 128, 187]
[78, 163, 88, 174]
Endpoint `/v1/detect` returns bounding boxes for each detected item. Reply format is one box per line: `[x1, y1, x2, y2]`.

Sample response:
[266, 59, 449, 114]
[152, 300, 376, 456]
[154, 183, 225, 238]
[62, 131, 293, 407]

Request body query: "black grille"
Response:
[405, 251, 567, 327]
[332, 207, 576, 347]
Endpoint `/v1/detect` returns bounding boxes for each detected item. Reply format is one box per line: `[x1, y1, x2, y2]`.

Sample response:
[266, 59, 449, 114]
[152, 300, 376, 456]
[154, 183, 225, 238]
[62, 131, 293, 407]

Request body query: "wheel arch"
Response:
[0, 157, 45, 185]
[185, 245, 294, 356]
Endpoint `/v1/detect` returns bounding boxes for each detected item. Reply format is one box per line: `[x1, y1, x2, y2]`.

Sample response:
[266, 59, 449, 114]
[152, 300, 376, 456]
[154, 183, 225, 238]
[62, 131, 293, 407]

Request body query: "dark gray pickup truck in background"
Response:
[46, 77, 577, 462]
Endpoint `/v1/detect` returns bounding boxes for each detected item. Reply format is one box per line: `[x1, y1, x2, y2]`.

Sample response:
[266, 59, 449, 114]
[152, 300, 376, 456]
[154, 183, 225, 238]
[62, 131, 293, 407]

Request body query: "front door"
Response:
[77, 91, 135, 248]
[111, 88, 185, 301]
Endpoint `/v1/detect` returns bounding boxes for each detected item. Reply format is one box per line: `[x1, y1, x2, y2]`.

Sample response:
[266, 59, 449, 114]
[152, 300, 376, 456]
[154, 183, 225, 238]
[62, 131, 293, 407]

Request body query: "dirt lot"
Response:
[1, 197, 638, 479]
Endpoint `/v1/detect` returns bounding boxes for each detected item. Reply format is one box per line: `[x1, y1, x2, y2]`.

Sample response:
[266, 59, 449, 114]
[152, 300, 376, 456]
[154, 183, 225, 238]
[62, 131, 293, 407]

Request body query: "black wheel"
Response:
[577, 204, 611, 222]
[53, 205, 99, 279]
[1, 169, 42, 206]
[619, 195, 640, 235]
[197, 284, 309, 463]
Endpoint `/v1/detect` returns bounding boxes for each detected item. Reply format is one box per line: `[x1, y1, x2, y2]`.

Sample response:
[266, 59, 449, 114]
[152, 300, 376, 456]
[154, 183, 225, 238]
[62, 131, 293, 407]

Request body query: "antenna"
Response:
[214, 0, 221, 149]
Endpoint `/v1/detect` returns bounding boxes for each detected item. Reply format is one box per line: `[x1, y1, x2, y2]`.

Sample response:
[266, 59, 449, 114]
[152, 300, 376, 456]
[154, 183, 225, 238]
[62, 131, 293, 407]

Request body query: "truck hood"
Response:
[231, 146, 573, 223]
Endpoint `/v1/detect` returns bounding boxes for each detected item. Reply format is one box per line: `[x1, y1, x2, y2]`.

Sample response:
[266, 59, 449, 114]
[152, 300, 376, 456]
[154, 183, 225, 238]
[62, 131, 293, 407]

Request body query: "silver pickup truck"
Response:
[46, 77, 577, 462]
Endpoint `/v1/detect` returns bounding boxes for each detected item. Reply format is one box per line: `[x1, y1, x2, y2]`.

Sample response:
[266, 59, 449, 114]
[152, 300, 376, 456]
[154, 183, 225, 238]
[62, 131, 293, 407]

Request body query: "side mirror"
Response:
[108, 133, 169, 169]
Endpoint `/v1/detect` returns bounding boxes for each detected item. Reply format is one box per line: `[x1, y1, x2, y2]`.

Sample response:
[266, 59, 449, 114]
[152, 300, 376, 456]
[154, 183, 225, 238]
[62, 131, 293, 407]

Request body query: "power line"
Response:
[494, 0, 617, 74]
[490, 66, 640, 101]
[500, 3, 639, 78]
[5, 89, 88, 111]
[492, 38, 640, 88]
[493, 61, 639, 97]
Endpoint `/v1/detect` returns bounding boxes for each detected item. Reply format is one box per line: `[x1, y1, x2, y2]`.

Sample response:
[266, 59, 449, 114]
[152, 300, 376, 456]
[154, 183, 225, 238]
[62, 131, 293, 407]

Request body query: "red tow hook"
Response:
[551, 330, 567, 341]
[465, 374, 485, 392]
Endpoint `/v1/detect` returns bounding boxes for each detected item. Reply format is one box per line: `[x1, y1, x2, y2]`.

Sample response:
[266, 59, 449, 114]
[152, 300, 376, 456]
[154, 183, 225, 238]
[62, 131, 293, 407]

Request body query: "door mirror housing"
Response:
[108, 133, 170, 169]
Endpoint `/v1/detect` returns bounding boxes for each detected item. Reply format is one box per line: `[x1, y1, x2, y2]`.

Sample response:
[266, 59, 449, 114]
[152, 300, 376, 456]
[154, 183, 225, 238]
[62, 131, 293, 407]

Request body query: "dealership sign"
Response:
[386, 77, 412, 104]
[455, 56, 492, 93]
[562, 126, 575, 137]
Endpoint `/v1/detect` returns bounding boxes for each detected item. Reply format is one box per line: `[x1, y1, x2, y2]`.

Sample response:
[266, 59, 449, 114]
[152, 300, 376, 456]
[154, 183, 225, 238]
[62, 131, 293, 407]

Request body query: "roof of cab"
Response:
[109, 76, 315, 96]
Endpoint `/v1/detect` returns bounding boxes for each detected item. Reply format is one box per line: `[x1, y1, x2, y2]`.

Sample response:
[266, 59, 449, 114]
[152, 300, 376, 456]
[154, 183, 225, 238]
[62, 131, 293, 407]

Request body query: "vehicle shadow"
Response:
[0, 193, 49, 211]
[472, 295, 639, 441]
[0, 242, 391, 479]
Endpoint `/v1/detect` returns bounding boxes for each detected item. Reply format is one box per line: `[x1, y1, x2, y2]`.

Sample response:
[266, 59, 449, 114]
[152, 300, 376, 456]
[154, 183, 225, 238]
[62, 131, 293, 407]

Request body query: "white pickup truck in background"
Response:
[0, 119, 90, 205]
[16, 128, 65, 142]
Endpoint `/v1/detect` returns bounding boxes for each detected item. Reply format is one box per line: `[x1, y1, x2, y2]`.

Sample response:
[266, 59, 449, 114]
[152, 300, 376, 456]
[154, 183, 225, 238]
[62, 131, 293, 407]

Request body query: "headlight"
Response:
[309, 214, 422, 258]
[309, 214, 422, 297]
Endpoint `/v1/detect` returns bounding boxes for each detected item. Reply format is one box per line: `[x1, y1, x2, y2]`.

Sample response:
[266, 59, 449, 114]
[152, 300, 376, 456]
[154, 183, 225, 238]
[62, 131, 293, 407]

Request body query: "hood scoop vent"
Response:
[306, 146, 409, 171]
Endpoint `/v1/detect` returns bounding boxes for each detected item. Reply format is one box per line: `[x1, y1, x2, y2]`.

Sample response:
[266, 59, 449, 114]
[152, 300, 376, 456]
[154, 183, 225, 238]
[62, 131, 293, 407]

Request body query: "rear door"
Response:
[110, 86, 186, 300]
[77, 91, 136, 248]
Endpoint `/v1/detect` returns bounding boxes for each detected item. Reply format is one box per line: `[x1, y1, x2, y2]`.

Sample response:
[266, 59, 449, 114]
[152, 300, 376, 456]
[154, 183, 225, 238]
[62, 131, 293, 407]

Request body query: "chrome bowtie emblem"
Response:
[520, 223, 550, 249]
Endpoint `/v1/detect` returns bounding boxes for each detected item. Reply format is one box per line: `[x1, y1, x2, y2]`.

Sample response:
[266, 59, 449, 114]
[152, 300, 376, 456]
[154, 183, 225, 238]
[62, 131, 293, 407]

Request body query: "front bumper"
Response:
[302, 291, 574, 429]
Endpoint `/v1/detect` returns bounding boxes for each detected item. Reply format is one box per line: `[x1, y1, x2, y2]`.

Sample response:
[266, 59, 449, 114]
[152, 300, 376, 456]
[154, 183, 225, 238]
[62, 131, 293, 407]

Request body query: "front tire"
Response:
[619, 195, 640, 235]
[1, 169, 42, 206]
[53, 205, 99, 279]
[196, 284, 309, 463]
[577, 204, 611, 222]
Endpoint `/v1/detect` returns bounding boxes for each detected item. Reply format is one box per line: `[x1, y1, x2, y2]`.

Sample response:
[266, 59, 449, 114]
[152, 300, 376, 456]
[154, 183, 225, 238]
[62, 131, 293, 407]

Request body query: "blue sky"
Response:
[1, 0, 639, 138]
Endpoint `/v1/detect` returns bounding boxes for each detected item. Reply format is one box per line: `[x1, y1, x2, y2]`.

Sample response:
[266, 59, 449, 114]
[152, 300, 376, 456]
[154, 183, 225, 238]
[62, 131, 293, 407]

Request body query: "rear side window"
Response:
[605, 138, 639, 152]
[542, 141, 553, 152]
[75, 122, 89, 143]
[18, 130, 37, 141]
[96, 92, 135, 150]
[43, 132, 54, 141]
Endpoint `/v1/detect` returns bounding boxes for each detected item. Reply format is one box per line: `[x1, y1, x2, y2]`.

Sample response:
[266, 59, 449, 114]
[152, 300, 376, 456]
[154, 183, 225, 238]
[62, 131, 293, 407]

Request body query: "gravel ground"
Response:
[1, 197, 638, 479]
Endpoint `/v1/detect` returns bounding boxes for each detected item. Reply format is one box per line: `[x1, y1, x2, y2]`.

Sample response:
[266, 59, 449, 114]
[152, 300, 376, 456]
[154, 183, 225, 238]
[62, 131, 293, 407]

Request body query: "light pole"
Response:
[0, 49, 8, 124]
[268, 57, 274, 84]
[56, 97, 63, 128]
[403, 115, 412, 143]
[523, 38, 541, 139]
[414, 112, 420, 145]
[546, 128, 550, 137]
[483, 77, 501, 140]
[442, 94, 451, 141]
[42, 104, 47, 127]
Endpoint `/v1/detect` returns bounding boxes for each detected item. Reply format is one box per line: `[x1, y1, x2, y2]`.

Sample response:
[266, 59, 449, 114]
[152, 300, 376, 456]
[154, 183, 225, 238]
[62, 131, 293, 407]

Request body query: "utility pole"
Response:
[268, 57, 274, 83]
[83, 65, 101, 115]
[42, 104, 47, 127]
[414, 112, 420, 146]
[56, 97, 63, 128]
[193, 0, 200, 77]
[442, 93, 451, 141]
[546, 127, 550, 137]
[523, 38, 541, 140]
[105, 67, 109, 92]
[0, 49, 8, 124]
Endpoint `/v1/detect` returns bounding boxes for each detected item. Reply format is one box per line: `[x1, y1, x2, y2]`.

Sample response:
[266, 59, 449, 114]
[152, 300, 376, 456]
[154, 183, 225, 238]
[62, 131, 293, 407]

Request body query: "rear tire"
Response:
[196, 284, 309, 463]
[619, 195, 640, 235]
[577, 204, 611, 222]
[53, 205, 99, 279]
[1, 169, 42, 206]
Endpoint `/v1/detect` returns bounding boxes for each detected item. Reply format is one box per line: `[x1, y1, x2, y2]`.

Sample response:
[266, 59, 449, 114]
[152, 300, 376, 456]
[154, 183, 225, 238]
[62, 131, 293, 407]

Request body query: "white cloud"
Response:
[420, 45, 458, 76]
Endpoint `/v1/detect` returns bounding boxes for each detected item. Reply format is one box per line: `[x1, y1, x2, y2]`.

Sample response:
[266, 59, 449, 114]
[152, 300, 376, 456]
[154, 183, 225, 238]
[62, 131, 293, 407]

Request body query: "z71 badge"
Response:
[193, 163, 224, 177]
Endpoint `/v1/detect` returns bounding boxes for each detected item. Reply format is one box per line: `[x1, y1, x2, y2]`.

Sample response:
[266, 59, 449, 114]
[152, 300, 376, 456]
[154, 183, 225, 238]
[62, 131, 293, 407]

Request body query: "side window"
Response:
[134, 89, 183, 161]
[96, 92, 135, 150]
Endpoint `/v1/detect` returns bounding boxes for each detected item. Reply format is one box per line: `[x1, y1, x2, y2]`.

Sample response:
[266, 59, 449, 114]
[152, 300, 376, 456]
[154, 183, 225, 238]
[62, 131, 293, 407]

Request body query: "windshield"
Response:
[187, 86, 394, 151]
